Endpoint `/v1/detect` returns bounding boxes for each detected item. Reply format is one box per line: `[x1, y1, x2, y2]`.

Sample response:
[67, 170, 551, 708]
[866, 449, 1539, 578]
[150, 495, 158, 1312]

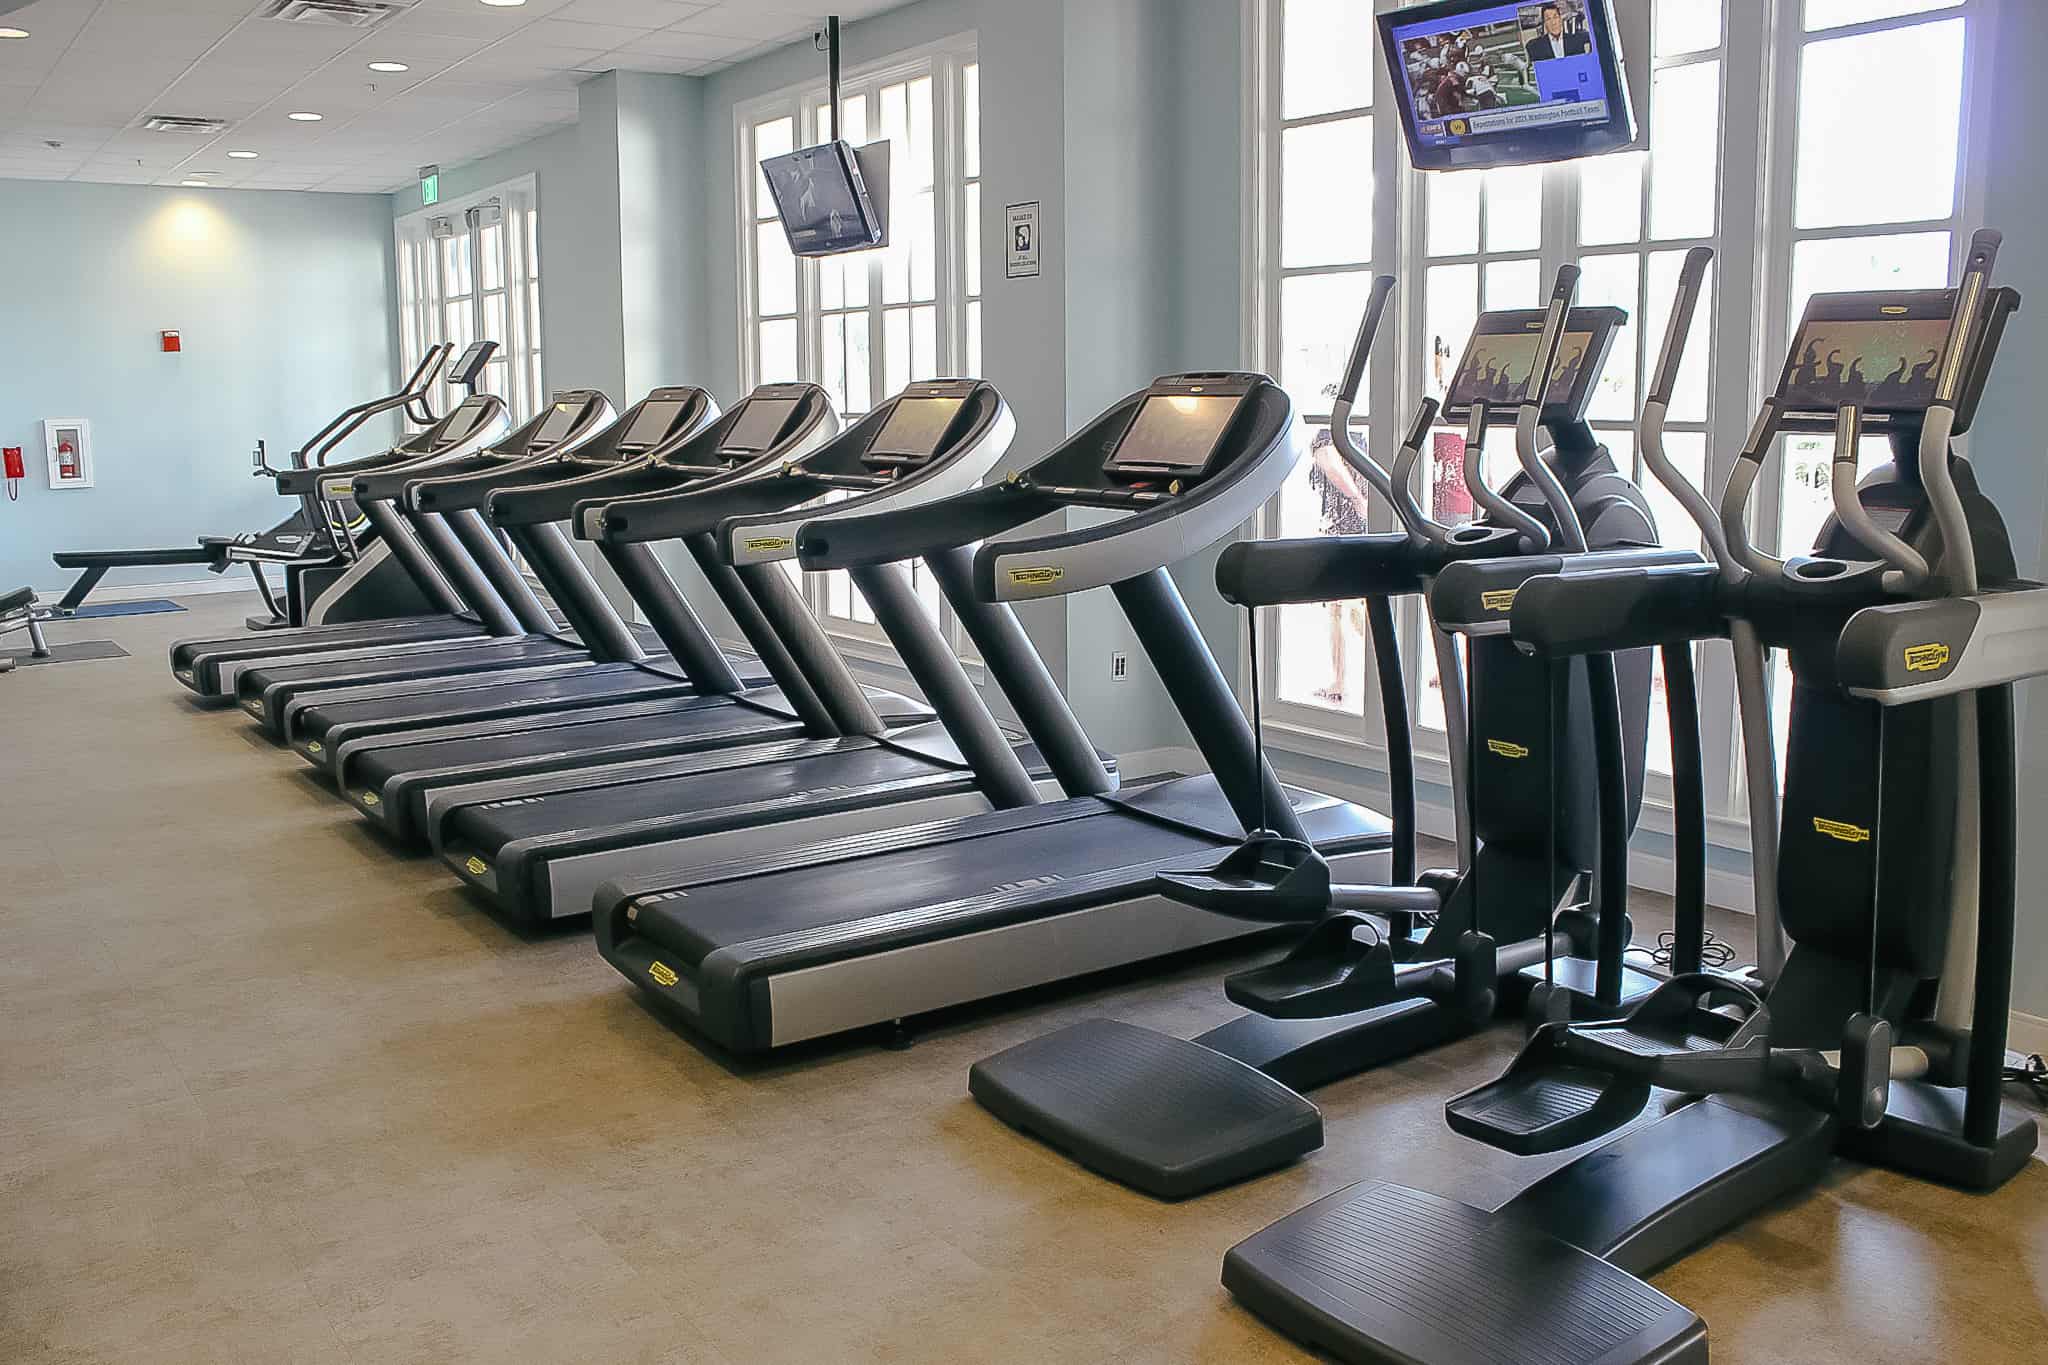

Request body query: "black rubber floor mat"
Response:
[13, 639, 131, 666]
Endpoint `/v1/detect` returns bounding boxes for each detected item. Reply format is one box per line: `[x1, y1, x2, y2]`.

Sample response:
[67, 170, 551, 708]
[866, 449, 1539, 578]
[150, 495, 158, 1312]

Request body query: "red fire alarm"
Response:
[161, 330, 182, 353]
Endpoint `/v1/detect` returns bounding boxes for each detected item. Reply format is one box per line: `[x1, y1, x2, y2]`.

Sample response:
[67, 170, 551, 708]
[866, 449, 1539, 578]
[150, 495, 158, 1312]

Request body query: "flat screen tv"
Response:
[1379, 0, 1636, 170]
[760, 139, 887, 257]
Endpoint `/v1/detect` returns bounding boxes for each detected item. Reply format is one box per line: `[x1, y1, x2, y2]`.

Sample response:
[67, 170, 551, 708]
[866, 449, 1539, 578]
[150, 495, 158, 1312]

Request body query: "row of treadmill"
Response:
[169, 231, 2045, 1364]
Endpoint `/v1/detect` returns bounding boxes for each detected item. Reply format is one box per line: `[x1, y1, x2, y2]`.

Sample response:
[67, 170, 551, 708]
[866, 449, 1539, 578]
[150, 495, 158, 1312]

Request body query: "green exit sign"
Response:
[419, 164, 440, 206]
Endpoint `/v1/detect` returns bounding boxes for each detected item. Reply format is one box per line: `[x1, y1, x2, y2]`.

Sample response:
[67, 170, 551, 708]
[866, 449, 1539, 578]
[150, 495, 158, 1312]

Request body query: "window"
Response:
[395, 178, 544, 421]
[1763, 0, 1977, 768]
[737, 40, 979, 649]
[1248, 0, 1985, 849]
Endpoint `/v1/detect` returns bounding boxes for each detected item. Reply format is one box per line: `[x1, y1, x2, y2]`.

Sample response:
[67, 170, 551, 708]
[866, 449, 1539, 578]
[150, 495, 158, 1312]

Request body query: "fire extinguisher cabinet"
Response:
[42, 419, 93, 490]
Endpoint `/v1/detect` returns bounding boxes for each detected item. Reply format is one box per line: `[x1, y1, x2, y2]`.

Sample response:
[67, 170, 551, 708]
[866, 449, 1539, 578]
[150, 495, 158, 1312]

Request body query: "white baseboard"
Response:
[2009, 1010, 2048, 1059]
[41, 574, 276, 604]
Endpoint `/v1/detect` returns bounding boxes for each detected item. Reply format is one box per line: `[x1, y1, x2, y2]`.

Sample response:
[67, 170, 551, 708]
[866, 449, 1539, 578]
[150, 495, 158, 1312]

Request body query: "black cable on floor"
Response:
[2003, 1053, 2048, 1106]
[1626, 928, 1737, 970]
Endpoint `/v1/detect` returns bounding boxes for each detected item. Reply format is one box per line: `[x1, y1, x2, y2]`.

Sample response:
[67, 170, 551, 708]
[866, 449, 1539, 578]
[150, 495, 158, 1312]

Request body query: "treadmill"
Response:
[170, 342, 511, 697]
[423, 379, 1116, 924]
[231, 390, 688, 735]
[592, 369, 1393, 1055]
[281, 385, 923, 774]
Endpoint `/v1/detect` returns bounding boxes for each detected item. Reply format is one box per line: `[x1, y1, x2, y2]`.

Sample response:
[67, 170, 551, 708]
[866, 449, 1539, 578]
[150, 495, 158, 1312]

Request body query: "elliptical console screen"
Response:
[1778, 293, 1956, 416]
[866, 396, 965, 465]
[719, 398, 801, 455]
[1381, 0, 1634, 169]
[1444, 311, 1607, 416]
[1109, 395, 1241, 476]
[622, 400, 686, 451]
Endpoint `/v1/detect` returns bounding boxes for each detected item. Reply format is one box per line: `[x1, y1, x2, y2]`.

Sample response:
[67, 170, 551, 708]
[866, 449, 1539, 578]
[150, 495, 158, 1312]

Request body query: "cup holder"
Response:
[1794, 559, 1850, 580]
[1450, 526, 1492, 544]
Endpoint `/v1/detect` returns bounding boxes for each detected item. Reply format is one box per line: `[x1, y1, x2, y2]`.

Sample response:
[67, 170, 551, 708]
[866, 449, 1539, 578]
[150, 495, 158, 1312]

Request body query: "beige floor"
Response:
[3, 595, 2046, 1364]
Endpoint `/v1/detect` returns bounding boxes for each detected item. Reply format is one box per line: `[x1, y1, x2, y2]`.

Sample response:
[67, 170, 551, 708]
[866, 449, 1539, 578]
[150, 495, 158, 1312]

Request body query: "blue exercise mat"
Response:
[64, 599, 186, 618]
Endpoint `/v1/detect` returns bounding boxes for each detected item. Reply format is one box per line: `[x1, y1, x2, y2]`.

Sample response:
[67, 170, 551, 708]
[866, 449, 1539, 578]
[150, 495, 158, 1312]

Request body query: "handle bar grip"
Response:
[1647, 247, 1713, 406]
[1335, 275, 1397, 407]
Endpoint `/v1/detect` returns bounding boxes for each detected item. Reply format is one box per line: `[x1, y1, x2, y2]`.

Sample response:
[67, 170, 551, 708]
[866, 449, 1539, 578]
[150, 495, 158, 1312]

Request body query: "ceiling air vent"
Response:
[143, 115, 231, 135]
[260, 0, 412, 27]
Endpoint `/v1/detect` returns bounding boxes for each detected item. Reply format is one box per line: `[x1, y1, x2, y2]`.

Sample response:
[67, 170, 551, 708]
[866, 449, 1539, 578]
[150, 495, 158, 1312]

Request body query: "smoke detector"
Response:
[143, 115, 231, 135]
[260, 0, 412, 27]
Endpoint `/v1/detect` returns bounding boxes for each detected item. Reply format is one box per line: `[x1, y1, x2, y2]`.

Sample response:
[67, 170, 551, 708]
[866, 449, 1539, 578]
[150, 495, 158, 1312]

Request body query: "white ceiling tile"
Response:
[556, 0, 709, 28]
[671, 4, 818, 42]
[618, 28, 749, 60]
[520, 19, 650, 50]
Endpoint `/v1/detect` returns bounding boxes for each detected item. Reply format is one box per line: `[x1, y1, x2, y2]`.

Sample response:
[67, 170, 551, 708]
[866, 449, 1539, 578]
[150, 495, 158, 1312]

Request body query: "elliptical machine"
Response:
[967, 262, 1706, 1199]
[1221, 231, 2040, 1365]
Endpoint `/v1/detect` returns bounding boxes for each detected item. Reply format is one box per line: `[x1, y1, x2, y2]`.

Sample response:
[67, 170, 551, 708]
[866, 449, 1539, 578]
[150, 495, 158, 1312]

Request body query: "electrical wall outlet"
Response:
[1111, 651, 1130, 683]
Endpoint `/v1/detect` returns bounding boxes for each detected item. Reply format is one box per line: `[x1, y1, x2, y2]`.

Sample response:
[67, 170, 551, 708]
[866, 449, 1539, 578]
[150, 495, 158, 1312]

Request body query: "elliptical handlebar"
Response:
[1514, 264, 1588, 553]
[1640, 247, 1732, 574]
[1828, 403, 1930, 593]
[1384, 396, 1449, 547]
[1463, 398, 1549, 551]
[1918, 228, 2002, 599]
[1327, 278, 1413, 532]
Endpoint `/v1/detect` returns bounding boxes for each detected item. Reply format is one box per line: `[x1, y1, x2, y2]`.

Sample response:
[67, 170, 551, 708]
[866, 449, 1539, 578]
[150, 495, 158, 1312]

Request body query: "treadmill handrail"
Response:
[794, 480, 1067, 571]
[724, 397, 1017, 565]
[570, 394, 839, 541]
[377, 390, 621, 509]
[288, 343, 449, 471]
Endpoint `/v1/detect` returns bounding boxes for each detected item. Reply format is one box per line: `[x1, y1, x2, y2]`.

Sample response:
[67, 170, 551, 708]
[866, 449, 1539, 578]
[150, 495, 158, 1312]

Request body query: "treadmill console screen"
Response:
[533, 401, 581, 447]
[718, 398, 801, 455]
[436, 397, 493, 447]
[1778, 299, 1955, 417]
[1108, 394, 1240, 476]
[865, 396, 965, 465]
[622, 399, 686, 451]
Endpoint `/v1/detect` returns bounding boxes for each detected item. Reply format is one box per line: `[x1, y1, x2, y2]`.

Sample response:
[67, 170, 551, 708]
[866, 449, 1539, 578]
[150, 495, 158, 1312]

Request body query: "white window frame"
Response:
[734, 35, 980, 659]
[1241, 0, 1992, 868]
[394, 175, 545, 422]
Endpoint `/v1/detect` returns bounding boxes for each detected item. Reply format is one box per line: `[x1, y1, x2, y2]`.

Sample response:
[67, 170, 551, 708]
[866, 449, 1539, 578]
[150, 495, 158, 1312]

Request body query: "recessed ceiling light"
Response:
[479, 0, 526, 7]
[227, 150, 259, 159]
[0, 27, 30, 40]
[287, 111, 324, 122]
[181, 179, 213, 187]
[367, 60, 409, 73]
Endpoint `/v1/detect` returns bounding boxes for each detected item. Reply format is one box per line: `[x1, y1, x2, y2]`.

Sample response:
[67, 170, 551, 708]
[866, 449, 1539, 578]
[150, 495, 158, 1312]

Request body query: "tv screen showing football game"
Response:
[1379, 0, 1634, 170]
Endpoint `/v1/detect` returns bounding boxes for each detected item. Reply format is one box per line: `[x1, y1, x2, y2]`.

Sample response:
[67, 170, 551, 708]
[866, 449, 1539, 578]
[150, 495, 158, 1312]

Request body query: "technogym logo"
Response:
[1486, 739, 1530, 760]
[1813, 818, 1871, 844]
[1481, 589, 1518, 613]
[1904, 643, 1951, 673]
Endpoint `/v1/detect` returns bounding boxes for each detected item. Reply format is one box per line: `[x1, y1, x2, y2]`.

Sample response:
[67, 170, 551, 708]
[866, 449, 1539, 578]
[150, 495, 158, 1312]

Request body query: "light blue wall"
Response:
[0, 180, 398, 596]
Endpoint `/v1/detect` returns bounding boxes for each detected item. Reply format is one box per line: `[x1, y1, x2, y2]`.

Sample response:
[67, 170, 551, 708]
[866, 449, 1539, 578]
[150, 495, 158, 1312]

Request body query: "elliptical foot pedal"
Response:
[1445, 1052, 1651, 1156]
[1225, 1181, 1706, 1364]
[969, 1018, 1321, 1199]
[1223, 912, 1396, 1019]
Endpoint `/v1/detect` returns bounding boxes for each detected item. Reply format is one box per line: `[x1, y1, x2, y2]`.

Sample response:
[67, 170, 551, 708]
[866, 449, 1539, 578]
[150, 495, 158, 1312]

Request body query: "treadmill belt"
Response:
[350, 695, 771, 790]
[302, 665, 698, 733]
[634, 808, 1219, 969]
[444, 742, 958, 852]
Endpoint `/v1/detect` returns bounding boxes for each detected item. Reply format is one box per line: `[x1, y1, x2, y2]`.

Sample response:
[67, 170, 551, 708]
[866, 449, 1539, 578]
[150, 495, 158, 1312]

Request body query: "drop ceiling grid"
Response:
[0, 0, 912, 194]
